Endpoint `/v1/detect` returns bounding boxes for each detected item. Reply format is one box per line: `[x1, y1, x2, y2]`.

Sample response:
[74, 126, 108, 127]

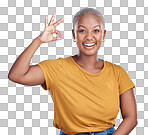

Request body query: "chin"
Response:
[79, 50, 98, 56]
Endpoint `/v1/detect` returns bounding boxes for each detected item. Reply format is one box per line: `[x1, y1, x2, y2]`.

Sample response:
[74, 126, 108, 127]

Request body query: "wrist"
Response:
[35, 36, 43, 44]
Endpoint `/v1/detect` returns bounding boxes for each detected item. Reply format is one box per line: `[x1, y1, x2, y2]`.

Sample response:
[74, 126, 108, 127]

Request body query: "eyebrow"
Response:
[78, 25, 101, 29]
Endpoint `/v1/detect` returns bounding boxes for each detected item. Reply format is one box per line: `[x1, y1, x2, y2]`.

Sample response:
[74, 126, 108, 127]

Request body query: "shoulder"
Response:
[40, 56, 73, 66]
[105, 60, 121, 70]
[104, 60, 126, 76]
[38, 57, 65, 68]
[53, 56, 73, 68]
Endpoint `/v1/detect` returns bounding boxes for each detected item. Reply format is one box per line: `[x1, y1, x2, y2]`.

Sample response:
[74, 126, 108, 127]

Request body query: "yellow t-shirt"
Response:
[37, 56, 135, 135]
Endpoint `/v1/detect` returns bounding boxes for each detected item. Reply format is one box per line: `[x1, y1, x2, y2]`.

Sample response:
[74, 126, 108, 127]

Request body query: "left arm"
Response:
[113, 88, 138, 135]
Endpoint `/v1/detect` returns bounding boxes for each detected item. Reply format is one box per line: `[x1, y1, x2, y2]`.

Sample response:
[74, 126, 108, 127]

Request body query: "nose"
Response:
[85, 31, 94, 40]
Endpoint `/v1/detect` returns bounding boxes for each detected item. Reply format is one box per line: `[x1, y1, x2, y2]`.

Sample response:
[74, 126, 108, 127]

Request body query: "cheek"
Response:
[95, 35, 102, 41]
[76, 34, 84, 40]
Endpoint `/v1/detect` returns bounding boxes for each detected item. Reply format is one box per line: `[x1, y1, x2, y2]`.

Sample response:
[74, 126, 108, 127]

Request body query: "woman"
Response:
[8, 8, 138, 135]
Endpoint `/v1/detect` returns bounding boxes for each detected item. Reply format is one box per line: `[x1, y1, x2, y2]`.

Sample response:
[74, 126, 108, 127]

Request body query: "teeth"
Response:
[83, 43, 96, 46]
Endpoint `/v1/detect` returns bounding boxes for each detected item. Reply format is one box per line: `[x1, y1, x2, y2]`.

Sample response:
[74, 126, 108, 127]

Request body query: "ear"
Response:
[72, 29, 75, 40]
[103, 30, 106, 40]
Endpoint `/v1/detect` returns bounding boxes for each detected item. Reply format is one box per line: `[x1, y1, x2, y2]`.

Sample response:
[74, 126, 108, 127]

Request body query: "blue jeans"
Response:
[60, 125, 116, 135]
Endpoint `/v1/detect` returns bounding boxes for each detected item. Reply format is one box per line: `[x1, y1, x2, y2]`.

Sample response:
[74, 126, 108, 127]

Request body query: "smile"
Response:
[82, 43, 96, 49]
[83, 43, 96, 46]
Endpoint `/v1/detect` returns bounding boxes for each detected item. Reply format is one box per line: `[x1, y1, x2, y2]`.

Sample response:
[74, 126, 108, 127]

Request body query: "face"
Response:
[72, 13, 106, 56]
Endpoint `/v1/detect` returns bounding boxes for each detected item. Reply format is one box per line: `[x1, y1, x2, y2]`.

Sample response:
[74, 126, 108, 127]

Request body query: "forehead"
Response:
[76, 13, 103, 26]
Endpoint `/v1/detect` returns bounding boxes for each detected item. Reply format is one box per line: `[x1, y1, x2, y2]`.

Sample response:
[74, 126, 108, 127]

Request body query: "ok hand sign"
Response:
[38, 12, 64, 43]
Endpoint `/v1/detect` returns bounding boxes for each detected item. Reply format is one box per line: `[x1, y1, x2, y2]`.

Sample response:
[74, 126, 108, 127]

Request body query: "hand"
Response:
[37, 12, 64, 43]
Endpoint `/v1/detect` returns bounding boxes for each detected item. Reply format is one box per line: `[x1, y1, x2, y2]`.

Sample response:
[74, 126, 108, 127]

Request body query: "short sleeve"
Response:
[117, 65, 136, 95]
[37, 57, 63, 90]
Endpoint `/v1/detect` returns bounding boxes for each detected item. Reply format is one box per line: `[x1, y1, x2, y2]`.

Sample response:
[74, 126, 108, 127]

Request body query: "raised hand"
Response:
[37, 12, 64, 43]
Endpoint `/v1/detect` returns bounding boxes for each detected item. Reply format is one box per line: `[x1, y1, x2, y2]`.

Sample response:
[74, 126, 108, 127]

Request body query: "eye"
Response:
[79, 30, 86, 33]
[94, 29, 99, 33]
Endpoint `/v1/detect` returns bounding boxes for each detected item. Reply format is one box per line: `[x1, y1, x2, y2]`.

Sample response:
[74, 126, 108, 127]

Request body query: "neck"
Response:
[75, 53, 100, 69]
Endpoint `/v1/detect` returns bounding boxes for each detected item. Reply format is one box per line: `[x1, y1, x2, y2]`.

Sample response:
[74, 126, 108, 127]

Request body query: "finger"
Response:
[52, 30, 63, 41]
[52, 36, 63, 41]
[53, 16, 64, 28]
[54, 29, 63, 37]
[45, 16, 48, 28]
[49, 12, 55, 26]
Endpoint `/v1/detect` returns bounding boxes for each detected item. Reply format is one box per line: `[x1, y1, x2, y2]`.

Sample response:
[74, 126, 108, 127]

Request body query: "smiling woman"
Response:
[71, 10, 105, 73]
[8, 7, 137, 135]
[71, 8, 106, 70]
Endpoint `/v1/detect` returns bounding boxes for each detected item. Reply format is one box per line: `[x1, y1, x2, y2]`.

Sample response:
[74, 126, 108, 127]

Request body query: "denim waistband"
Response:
[60, 125, 116, 135]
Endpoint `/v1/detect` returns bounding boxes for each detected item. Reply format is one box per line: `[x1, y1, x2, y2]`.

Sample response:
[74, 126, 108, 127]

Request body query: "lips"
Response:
[82, 43, 96, 46]
[82, 42, 97, 50]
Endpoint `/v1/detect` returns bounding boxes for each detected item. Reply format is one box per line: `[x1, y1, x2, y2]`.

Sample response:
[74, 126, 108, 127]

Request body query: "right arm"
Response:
[8, 12, 64, 86]
[8, 37, 45, 86]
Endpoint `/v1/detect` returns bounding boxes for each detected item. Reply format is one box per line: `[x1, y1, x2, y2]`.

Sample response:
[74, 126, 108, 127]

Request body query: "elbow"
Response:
[8, 73, 18, 82]
[8, 72, 14, 81]
[8, 73, 12, 80]
[8, 68, 12, 79]
[131, 118, 138, 127]
[8, 74, 15, 83]
[133, 116, 138, 126]
[124, 116, 138, 127]
[8, 70, 13, 80]
[133, 120, 138, 128]
[135, 120, 138, 126]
